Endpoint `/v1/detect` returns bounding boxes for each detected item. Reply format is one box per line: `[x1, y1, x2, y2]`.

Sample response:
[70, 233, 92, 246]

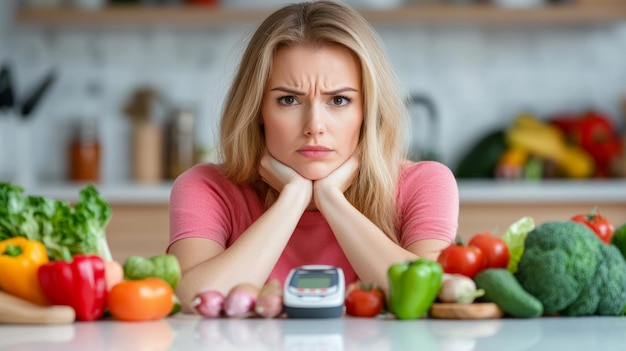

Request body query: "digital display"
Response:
[296, 275, 332, 288]
[284, 266, 345, 318]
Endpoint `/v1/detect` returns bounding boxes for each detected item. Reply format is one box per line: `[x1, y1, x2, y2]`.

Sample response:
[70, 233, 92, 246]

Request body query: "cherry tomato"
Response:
[468, 231, 510, 269]
[572, 207, 615, 244]
[437, 244, 485, 279]
[107, 278, 174, 321]
[344, 282, 384, 318]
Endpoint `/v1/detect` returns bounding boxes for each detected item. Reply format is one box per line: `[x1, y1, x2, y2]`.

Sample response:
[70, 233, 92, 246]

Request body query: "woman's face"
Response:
[261, 45, 363, 180]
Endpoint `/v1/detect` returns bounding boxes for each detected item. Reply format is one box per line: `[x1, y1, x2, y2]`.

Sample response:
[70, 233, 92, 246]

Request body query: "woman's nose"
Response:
[303, 104, 326, 136]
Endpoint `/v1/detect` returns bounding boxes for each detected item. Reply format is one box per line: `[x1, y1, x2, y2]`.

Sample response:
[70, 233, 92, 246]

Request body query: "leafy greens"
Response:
[0, 182, 112, 261]
[501, 216, 535, 274]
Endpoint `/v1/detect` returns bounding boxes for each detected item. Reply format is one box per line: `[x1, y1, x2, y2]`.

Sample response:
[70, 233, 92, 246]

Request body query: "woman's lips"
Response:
[297, 146, 332, 159]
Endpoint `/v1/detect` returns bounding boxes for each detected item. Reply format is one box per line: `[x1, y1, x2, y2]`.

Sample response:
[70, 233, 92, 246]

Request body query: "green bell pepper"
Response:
[387, 258, 443, 320]
[123, 254, 181, 290]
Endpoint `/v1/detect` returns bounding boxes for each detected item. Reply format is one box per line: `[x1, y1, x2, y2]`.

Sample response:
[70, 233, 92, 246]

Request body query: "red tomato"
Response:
[344, 283, 384, 318]
[468, 231, 510, 269]
[107, 278, 174, 322]
[572, 207, 615, 244]
[437, 244, 486, 279]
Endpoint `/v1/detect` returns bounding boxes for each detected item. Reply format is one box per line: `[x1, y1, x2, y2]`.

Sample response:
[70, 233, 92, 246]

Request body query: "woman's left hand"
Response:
[313, 156, 359, 205]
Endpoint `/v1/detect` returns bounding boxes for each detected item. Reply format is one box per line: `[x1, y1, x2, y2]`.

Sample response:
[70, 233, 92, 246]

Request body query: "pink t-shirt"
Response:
[168, 161, 458, 286]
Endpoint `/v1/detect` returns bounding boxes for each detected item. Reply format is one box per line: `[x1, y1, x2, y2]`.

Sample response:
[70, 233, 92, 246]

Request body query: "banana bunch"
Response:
[505, 114, 594, 179]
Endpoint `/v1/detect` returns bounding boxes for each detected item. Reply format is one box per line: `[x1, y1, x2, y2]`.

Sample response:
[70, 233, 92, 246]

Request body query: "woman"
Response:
[168, 0, 458, 312]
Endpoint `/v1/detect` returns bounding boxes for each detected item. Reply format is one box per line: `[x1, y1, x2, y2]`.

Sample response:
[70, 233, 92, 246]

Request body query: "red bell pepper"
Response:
[572, 111, 622, 178]
[37, 254, 107, 321]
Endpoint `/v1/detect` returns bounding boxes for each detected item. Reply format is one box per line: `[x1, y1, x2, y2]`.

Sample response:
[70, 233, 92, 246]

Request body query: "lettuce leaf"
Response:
[0, 182, 112, 261]
[501, 216, 535, 274]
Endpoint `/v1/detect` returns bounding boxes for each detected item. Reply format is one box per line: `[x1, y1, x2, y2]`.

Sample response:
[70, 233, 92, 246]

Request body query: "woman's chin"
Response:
[295, 167, 332, 181]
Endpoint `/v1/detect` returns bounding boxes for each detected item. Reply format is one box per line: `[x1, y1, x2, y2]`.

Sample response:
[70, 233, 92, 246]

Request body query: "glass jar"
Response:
[69, 118, 100, 183]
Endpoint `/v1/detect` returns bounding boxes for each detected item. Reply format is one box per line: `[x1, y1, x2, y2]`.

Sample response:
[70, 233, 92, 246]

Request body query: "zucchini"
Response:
[454, 129, 507, 179]
[474, 268, 543, 318]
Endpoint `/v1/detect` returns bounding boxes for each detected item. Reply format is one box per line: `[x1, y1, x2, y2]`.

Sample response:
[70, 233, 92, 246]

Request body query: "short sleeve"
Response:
[396, 161, 459, 248]
[167, 164, 258, 251]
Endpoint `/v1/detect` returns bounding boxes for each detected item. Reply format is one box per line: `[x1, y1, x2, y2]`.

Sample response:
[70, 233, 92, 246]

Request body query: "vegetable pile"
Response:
[424, 210, 626, 320]
[371, 210, 626, 321]
[4, 179, 625, 323]
[192, 210, 626, 321]
[0, 182, 182, 324]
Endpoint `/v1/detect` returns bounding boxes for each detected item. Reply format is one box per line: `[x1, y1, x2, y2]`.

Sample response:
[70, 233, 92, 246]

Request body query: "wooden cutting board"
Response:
[429, 302, 504, 319]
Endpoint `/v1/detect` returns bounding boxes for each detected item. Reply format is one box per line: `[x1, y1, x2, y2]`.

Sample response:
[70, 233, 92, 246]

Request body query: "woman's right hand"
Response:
[259, 151, 312, 194]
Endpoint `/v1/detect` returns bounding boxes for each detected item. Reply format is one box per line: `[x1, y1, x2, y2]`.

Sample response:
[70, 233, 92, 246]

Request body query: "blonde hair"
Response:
[219, 0, 408, 243]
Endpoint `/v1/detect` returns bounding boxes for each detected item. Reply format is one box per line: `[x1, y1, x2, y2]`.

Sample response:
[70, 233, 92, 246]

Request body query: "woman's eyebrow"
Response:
[324, 87, 359, 95]
[270, 87, 304, 95]
[269, 87, 358, 95]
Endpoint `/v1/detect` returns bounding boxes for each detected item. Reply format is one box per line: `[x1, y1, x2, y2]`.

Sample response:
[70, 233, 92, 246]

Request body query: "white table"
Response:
[2, 314, 626, 350]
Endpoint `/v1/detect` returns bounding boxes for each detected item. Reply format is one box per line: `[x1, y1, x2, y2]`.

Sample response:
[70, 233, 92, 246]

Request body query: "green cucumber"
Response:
[454, 129, 507, 179]
[611, 223, 626, 260]
[474, 268, 543, 318]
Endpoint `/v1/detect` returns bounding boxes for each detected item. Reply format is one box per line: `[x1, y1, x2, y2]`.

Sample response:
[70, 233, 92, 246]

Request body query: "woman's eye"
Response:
[331, 96, 350, 106]
[278, 96, 298, 105]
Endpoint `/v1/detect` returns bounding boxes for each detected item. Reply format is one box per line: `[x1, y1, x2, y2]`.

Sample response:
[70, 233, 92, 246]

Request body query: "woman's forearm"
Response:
[173, 183, 311, 312]
[315, 188, 418, 293]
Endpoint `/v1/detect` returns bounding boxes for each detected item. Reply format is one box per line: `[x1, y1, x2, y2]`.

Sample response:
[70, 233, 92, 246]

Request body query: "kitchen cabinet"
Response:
[14, 2, 626, 29]
[106, 203, 170, 263]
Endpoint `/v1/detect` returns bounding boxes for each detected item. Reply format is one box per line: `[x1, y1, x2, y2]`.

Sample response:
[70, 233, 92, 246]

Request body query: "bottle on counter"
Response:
[132, 120, 163, 183]
[164, 108, 197, 180]
[123, 86, 164, 184]
[69, 118, 100, 183]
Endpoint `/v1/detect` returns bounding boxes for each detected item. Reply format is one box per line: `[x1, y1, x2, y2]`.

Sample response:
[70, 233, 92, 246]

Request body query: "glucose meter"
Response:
[283, 265, 345, 318]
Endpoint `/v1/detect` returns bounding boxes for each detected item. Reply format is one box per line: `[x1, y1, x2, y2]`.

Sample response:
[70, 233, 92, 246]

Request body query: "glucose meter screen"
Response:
[297, 275, 331, 288]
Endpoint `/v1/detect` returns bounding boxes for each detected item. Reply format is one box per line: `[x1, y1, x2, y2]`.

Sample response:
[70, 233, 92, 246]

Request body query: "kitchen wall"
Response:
[1, 1, 626, 186]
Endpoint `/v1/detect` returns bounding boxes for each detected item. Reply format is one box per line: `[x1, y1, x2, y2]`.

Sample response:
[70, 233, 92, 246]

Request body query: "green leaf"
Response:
[0, 182, 112, 261]
[502, 216, 535, 274]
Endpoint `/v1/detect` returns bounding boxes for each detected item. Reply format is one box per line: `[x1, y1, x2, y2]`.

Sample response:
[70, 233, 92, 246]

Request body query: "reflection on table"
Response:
[2, 314, 626, 351]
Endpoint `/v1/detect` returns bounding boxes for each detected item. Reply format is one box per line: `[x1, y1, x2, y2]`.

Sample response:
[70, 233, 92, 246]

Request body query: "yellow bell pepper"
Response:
[0, 237, 50, 306]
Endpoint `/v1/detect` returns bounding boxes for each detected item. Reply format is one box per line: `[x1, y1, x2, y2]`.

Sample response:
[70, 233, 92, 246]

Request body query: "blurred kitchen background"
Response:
[2, 0, 626, 188]
[2, 0, 625, 259]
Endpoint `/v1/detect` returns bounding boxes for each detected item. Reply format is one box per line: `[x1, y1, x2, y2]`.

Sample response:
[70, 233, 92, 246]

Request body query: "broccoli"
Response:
[515, 220, 626, 316]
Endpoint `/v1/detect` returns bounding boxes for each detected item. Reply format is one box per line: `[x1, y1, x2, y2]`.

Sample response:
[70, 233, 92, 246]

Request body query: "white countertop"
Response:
[17, 179, 626, 204]
[2, 314, 626, 350]
[21, 181, 175, 204]
[458, 179, 626, 204]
